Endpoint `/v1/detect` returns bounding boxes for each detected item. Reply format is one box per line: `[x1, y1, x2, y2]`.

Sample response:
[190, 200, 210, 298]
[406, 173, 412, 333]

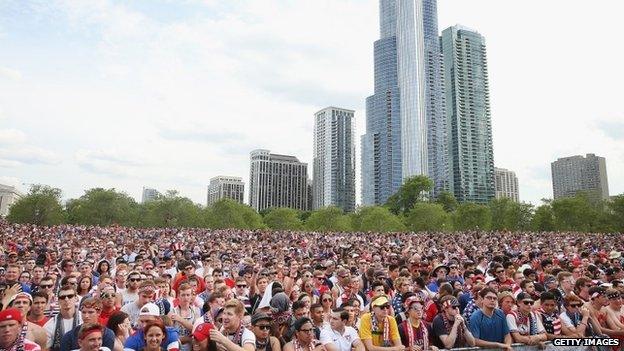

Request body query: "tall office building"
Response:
[441, 25, 495, 204]
[249, 149, 308, 212]
[206, 176, 245, 206]
[362, 0, 446, 205]
[313, 107, 356, 212]
[494, 167, 519, 202]
[0, 184, 22, 217]
[141, 187, 160, 203]
[551, 153, 609, 202]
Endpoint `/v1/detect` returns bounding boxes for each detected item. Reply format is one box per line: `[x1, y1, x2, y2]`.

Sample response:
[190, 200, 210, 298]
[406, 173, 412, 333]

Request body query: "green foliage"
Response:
[608, 195, 624, 232]
[385, 176, 433, 215]
[531, 204, 555, 231]
[139, 190, 203, 228]
[405, 203, 451, 232]
[551, 194, 594, 232]
[489, 198, 534, 231]
[453, 203, 491, 230]
[436, 191, 459, 212]
[7, 185, 65, 225]
[351, 206, 405, 232]
[207, 199, 265, 229]
[305, 206, 352, 232]
[263, 208, 303, 230]
[66, 188, 139, 226]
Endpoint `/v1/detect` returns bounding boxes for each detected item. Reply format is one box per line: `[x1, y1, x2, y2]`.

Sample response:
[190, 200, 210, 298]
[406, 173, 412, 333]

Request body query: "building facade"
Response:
[551, 153, 609, 201]
[362, 0, 446, 205]
[207, 176, 245, 206]
[494, 167, 519, 202]
[141, 187, 160, 203]
[441, 25, 495, 204]
[0, 184, 22, 217]
[249, 149, 308, 212]
[313, 107, 356, 212]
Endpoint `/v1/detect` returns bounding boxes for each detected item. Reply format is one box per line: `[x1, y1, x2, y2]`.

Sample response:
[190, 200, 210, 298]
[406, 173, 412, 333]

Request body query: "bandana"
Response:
[371, 313, 390, 347]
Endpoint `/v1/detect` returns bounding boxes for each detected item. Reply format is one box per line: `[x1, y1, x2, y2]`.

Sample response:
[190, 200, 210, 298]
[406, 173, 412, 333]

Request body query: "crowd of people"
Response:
[0, 220, 623, 351]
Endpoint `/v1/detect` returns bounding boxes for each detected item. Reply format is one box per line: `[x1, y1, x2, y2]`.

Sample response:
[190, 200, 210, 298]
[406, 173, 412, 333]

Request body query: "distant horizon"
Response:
[1, 0, 622, 206]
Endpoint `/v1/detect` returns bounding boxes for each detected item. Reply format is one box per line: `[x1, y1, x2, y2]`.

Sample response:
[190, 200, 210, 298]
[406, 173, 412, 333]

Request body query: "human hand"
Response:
[209, 329, 226, 344]
[454, 314, 464, 325]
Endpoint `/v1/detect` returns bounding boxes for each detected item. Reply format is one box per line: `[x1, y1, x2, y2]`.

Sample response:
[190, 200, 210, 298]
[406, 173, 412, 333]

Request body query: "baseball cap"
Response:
[139, 303, 160, 317]
[0, 308, 22, 323]
[516, 292, 534, 302]
[8, 292, 32, 306]
[371, 296, 390, 307]
[251, 312, 272, 325]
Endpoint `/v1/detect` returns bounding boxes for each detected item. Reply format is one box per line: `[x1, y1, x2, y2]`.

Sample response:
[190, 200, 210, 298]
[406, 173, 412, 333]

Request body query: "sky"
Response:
[1, 0, 623, 207]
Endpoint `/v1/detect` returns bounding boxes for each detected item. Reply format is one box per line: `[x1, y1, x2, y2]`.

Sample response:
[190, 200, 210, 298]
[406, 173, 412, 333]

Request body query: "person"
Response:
[282, 318, 323, 351]
[75, 323, 110, 351]
[44, 285, 82, 351]
[358, 296, 402, 351]
[120, 272, 141, 306]
[585, 286, 623, 339]
[208, 299, 255, 351]
[430, 296, 474, 349]
[4, 291, 47, 350]
[537, 291, 562, 340]
[497, 292, 515, 315]
[249, 312, 280, 351]
[27, 292, 50, 327]
[123, 303, 180, 351]
[121, 280, 167, 328]
[398, 296, 438, 351]
[98, 287, 119, 327]
[0, 308, 41, 351]
[171, 283, 199, 351]
[468, 287, 512, 351]
[559, 294, 602, 337]
[59, 297, 122, 351]
[143, 320, 167, 351]
[319, 308, 363, 351]
[506, 292, 547, 346]
[105, 311, 132, 346]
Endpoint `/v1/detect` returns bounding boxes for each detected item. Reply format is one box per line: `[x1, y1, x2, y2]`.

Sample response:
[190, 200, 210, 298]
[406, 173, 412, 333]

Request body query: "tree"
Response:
[7, 184, 65, 225]
[305, 207, 352, 232]
[207, 199, 265, 229]
[404, 203, 451, 232]
[66, 188, 139, 226]
[531, 204, 555, 231]
[140, 190, 203, 228]
[489, 198, 534, 231]
[351, 206, 405, 232]
[453, 203, 491, 231]
[263, 208, 303, 230]
[385, 176, 433, 215]
[551, 194, 594, 232]
[436, 191, 458, 212]
[608, 194, 624, 232]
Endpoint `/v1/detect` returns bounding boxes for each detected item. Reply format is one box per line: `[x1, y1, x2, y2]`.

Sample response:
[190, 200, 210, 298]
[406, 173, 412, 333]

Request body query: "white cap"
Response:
[139, 303, 160, 317]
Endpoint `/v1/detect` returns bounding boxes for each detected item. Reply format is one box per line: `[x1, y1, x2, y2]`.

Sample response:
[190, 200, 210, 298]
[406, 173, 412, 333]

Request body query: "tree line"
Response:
[5, 177, 624, 233]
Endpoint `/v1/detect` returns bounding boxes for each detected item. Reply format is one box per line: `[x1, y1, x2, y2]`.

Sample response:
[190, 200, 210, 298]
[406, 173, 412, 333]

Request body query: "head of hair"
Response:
[80, 297, 102, 311]
[479, 287, 497, 299]
[309, 303, 322, 312]
[31, 291, 49, 302]
[106, 311, 130, 334]
[224, 299, 245, 316]
[563, 294, 583, 306]
[556, 271, 572, 283]
[292, 300, 307, 312]
[293, 317, 313, 331]
[78, 323, 103, 340]
[143, 319, 166, 338]
[332, 307, 350, 321]
[539, 291, 556, 303]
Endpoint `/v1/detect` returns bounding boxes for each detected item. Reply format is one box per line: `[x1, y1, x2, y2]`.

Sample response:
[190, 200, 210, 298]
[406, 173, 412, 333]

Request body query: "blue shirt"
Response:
[124, 326, 179, 351]
[469, 308, 509, 343]
[60, 324, 116, 351]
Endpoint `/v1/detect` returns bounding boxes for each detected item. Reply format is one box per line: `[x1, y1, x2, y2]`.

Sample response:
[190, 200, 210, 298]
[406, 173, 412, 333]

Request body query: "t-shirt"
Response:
[224, 327, 255, 346]
[319, 326, 360, 351]
[60, 325, 116, 351]
[123, 327, 180, 351]
[22, 339, 41, 351]
[468, 309, 509, 343]
[506, 312, 545, 336]
[44, 316, 81, 348]
[431, 314, 464, 348]
[121, 290, 138, 306]
[358, 313, 400, 347]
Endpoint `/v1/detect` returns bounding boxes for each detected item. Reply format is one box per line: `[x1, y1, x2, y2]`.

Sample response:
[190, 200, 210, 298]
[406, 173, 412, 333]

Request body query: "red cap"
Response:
[0, 308, 23, 323]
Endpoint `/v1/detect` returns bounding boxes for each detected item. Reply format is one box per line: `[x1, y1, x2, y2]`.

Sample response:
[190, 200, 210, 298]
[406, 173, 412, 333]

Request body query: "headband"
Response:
[80, 328, 103, 340]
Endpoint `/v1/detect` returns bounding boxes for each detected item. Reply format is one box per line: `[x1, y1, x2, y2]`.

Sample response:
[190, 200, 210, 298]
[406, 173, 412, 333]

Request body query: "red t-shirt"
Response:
[193, 322, 214, 342]
[99, 307, 119, 327]
[27, 316, 50, 328]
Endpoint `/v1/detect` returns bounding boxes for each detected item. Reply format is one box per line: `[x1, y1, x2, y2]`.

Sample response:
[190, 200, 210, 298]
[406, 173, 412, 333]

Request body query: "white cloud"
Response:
[0, 66, 21, 81]
[0, 129, 27, 144]
[0, 145, 61, 166]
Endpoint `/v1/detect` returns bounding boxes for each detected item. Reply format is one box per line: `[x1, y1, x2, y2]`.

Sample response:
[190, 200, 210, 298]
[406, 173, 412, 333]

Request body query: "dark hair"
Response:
[478, 287, 497, 299]
[332, 307, 350, 321]
[293, 317, 313, 331]
[107, 311, 130, 335]
[539, 291, 556, 303]
[78, 323, 103, 340]
[292, 300, 307, 312]
[143, 319, 166, 339]
[31, 291, 49, 302]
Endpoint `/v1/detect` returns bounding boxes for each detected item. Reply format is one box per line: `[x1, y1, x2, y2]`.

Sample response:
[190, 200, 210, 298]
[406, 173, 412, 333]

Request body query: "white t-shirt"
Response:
[559, 312, 576, 328]
[506, 312, 545, 335]
[121, 290, 138, 306]
[44, 317, 79, 348]
[224, 327, 256, 346]
[319, 326, 360, 351]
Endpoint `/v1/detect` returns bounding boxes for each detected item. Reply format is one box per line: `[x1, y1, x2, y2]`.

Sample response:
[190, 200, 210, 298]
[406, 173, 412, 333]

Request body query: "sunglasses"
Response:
[129, 278, 142, 282]
[237, 285, 247, 288]
[378, 304, 391, 310]
[40, 284, 53, 289]
[496, 270, 504, 274]
[256, 325, 271, 331]
[569, 304, 581, 308]
[58, 294, 76, 300]
[322, 298, 333, 302]
[521, 300, 534, 305]
[101, 293, 116, 298]
[299, 328, 315, 333]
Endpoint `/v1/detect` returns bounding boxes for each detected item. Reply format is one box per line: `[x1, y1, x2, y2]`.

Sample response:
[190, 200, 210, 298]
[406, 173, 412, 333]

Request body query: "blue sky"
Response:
[1, 0, 623, 206]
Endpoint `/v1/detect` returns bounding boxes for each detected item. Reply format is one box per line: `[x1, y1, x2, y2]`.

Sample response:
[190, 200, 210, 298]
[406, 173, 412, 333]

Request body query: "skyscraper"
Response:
[551, 153, 609, 202]
[494, 167, 519, 202]
[361, 0, 446, 206]
[0, 184, 22, 217]
[141, 187, 160, 203]
[249, 149, 308, 212]
[313, 107, 356, 212]
[441, 25, 495, 204]
[206, 176, 245, 206]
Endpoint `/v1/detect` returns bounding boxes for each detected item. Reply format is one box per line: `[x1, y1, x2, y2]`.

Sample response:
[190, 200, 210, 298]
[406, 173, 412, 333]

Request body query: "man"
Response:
[4, 264, 32, 294]
[247, 312, 278, 351]
[492, 265, 514, 291]
[198, 275, 216, 306]
[113, 270, 127, 294]
[233, 278, 251, 314]
[27, 292, 50, 327]
[75, 323, 110, 351]
[98, 287, 119, 327]
[173, 262, 205, 295]
[59, 297, 122, 351]
[427, 266, 448, 293]
[585, 286, 623, 339]
[6, 292, 48, 349]
[557, 272, 574, 300]
[310, 303, 328, 338]
[208, 299, 255, 351]
[121, 280, 168, 327]
[0, 308, 41, 351]
[171, 283, 200, 351]
[431, 296, 475, 349]
[31, 266, 46, 291]
[38, 277, 59, 318]
[390, 277, 410, 316]
[60, 260, 76, 279]
[123, 303, 180, 351]
[320, 308, 364, 351]
[120, 272, 140, 306]
[359, 296, 402, 351]
[331, 269, 351, 303]
[506, 292, 547, 346]
[537, 292, 562, 340]
[468, 287, 512, 351]
[44, 285, 82, 351]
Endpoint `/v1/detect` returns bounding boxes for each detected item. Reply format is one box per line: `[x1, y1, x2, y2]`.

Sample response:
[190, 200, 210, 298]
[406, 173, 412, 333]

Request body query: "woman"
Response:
[143, 319, 167, 351]
[283, 318, 323, 351]
[96, 260, 112, 277]
[19, 271, 32, 285]
[250, 312, 281, 351]
[297, 293, 312, 309]
[302, 281, 319, 304]
[77, 275, 93, 298]
[320, 293, 333, 322]
[107, 311, 132, 345]
[498, 292, 516, 315]
[398, 296, 438, 351]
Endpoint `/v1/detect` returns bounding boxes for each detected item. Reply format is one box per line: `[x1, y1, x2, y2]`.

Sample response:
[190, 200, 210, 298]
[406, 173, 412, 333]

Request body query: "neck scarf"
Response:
[442, 313, 463, 345]
[52, 309, 79, 351]
[371, 313, 390, 347]
[0, 321, 29, 351]
[203, 311, 214, 324]
[293, 338, 313, 351]
[221, 323, 244, 346]
[516, 311, 538, 336]
[403, 319, 428, 351]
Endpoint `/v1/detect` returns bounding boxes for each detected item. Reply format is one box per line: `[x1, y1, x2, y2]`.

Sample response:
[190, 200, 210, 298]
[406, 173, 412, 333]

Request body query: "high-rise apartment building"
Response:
[313, 107, 356, 212]
[141, 187, 160, 203]
[206, 176, 245, 206]
[362, 0, 446, 205]
[494, 167, 519, 202]
[249, 149, 308, 212]
[441, 25, 495, 204]
[551, 154, 609, 201]
[0, 184, 22, 217]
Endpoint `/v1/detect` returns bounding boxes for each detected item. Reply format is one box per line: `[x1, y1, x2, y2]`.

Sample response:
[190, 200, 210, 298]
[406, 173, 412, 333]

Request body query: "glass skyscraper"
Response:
[362, 0, 446, 205]
[441, 25, 495, 204]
